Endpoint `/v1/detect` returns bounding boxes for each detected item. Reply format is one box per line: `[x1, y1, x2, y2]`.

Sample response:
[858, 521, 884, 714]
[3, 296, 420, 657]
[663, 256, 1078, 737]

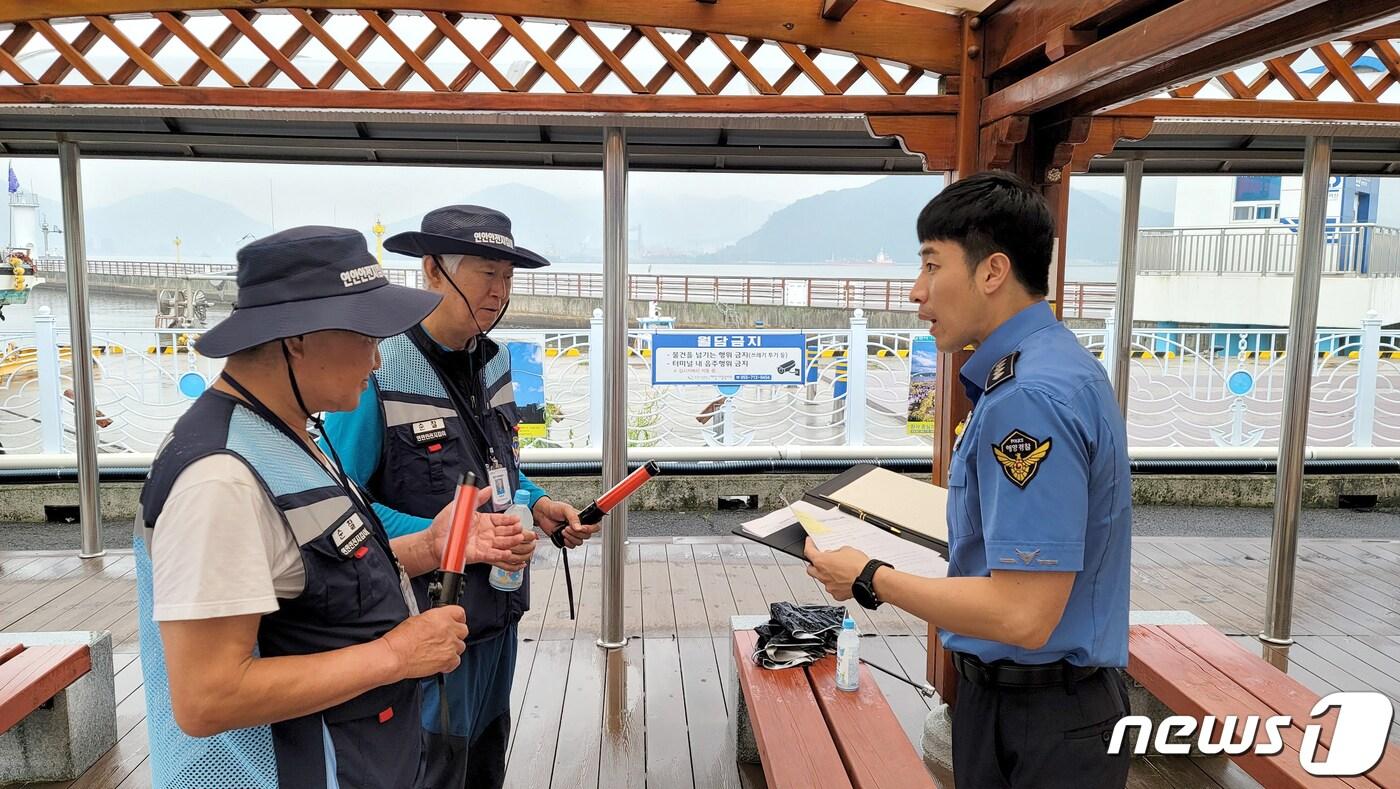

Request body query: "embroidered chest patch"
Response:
[991, 429, 1052, 488]
[331, 513, 371, 557]
[411, 418, 447, 445]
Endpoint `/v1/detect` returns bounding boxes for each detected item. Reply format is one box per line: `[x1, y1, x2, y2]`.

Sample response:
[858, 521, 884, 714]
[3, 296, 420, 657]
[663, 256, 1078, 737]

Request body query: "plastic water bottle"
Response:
[489, 490, 532, 592]
[835, 617, 860, 691]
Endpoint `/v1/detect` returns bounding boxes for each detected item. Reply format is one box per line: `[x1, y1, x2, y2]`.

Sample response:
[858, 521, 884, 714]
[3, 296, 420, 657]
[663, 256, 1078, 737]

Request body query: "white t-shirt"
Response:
[149, 454, 307, 622]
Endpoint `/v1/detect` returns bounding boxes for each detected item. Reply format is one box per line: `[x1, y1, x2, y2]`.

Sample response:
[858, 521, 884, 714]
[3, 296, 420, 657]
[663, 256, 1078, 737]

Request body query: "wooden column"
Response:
[927, 12, 983, 707]
[927, 15, 1092, 705]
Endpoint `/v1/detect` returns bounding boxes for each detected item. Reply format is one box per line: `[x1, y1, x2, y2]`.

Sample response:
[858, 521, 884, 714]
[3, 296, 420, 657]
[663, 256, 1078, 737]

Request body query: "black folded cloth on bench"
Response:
[752, 602, 847, 670]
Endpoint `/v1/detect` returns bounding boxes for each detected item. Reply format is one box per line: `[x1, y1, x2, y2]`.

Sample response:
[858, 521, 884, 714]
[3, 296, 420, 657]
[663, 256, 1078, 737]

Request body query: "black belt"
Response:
[952, 651, 1102, 690]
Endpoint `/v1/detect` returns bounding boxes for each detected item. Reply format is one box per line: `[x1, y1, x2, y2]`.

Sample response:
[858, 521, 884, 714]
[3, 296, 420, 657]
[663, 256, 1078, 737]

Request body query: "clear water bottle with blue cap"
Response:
[835, 616, 860, 691]
[489, 489, 532, 592]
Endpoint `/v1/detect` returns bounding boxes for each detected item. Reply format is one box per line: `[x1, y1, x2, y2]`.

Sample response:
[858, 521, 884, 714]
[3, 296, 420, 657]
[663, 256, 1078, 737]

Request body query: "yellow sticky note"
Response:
[792, 506, 830, 536]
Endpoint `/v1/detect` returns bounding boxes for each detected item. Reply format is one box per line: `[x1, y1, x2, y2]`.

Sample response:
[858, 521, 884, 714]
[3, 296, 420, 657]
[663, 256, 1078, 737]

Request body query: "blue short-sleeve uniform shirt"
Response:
[940, 301, 1132, 668]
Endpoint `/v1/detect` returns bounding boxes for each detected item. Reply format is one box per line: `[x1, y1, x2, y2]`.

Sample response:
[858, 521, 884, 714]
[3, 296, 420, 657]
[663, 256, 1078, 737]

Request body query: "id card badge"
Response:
[397, 562, 420, 616]
[488, 462, 511, 510]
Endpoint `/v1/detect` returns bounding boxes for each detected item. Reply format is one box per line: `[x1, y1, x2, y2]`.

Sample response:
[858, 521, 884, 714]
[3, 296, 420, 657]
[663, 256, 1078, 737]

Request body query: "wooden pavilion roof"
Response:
[0, 2, 1392, 173]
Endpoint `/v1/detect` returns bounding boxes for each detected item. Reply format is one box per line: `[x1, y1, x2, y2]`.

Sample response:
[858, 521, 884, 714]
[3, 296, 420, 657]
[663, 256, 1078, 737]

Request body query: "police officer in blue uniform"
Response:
[134, 227, 526, 789]
[321, 206, 598, 788]
[806, 172, 1133, 788]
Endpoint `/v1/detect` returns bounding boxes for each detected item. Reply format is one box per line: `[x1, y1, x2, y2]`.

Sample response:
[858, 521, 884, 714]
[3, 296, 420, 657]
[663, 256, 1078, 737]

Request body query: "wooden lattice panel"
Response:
[0, 8, 945, 110]
[1161, 38, 1400, 104]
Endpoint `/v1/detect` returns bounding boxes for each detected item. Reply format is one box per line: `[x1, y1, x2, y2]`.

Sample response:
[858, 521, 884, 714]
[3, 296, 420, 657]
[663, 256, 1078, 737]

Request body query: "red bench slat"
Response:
[0, 643, 25, 665]
[1129, 625, 1377, 788]
[807, 655, 935, 789]
[733, 630, 854, 789]
[1160, 625, 1400, 788]
[0, 644, 92, 736]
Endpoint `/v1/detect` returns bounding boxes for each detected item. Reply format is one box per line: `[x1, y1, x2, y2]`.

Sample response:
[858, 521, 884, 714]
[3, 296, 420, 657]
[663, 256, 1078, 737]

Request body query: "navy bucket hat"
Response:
[383, 205, 550, 269]
[195, 225, 442, 358]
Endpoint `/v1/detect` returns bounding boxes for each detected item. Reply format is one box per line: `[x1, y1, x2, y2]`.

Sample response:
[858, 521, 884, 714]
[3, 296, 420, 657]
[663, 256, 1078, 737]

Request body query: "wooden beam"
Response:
[1044, 25, 1096, 62]
[0, 83, 959, 115]
[1107, 96, 1400, 122]
[982, 0, 1400, 123]
[0, 1, 965, 76]
[1345, 22, 1400, 40]
[1067, 116, 1154, 172]
[981, 0, 1168, 77]
[865, 115, 959, 171]
[822, 0, 860, 22]
[1096, 2, 1400, 113]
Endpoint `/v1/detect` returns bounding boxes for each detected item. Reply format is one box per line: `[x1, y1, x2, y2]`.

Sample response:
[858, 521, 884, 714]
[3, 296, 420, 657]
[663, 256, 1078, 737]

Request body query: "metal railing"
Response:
[35, 257, 1116, 318]
[1, 312, 1397, 458]
[35, 257, 236, 278]
[511, 271, 1119, 317]
[1137, 223, 1400, 276]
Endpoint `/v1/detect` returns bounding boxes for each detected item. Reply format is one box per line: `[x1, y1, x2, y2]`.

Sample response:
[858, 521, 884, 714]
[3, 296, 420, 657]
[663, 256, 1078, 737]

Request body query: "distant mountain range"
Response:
[704, 175, 1174, 268]
[19, 177, 1172, 270]
[36, 190, 270, 260]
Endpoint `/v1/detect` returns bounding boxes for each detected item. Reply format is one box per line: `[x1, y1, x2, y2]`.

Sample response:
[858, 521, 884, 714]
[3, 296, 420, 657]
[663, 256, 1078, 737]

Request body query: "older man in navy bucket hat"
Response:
[322, 206, 599, 788]
[133, 226, 528, 789]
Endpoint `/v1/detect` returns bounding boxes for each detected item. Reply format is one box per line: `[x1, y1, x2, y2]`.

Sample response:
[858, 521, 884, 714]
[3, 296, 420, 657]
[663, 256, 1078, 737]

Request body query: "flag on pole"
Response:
[6, 162, 18, 194]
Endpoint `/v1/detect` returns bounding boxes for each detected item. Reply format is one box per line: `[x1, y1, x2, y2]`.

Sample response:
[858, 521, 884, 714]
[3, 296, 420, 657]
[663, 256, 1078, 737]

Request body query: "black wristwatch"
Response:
[852, 559, 892, 610]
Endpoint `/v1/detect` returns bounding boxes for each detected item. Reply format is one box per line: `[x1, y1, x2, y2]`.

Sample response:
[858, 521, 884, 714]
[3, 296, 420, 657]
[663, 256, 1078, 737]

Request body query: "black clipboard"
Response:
[732, 464, 949, 561]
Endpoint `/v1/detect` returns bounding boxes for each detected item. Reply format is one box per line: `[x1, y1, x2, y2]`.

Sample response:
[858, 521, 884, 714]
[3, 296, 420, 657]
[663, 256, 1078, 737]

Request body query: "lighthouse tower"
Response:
[7, 178, 38, 254]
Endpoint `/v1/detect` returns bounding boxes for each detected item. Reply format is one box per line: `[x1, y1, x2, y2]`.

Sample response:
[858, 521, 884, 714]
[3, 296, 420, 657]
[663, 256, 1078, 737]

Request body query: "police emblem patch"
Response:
[991, 429, 1052, 488]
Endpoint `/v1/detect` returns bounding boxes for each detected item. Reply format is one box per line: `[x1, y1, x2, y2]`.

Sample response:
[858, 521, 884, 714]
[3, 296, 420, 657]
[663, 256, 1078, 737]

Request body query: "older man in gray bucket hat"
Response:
[322, 206, 599, 788]
[133, 226, 528, 789]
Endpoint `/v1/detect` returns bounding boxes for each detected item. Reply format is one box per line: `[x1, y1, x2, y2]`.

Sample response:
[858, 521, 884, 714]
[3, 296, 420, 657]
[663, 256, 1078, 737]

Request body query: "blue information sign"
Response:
[651, 331, 806, 386]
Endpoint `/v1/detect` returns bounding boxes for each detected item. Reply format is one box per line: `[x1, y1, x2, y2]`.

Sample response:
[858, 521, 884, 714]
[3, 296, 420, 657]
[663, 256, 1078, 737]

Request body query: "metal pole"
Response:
[845, 309, 868, 446]
[58, 139, 104, 559]
[1261, 135, 1332, 647]
[1111, 158, 1143, 417]
[34, 307, 65, 454]
[588, 308, 605, 449]
[598, 127, 628, 650]
[1353, 311, 1380, 448]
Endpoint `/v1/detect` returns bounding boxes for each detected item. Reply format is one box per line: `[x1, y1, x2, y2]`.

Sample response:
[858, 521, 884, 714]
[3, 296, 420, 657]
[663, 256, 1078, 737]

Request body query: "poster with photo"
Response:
[507, 341, 547, 439]
[907, 336, 937, 435]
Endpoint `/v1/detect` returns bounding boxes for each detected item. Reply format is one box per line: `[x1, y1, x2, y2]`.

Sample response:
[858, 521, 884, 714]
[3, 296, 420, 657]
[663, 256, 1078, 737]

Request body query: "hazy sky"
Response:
[8, 156, 1398, 243]
[7, 156, 887, 232]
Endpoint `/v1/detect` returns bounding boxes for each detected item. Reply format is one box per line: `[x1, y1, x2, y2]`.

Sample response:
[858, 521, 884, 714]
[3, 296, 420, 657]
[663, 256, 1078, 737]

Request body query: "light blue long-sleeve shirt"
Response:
[320, 377, 549, 538]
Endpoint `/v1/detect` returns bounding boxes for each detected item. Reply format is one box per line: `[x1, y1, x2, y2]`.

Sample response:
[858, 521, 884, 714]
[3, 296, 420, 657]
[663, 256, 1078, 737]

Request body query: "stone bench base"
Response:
[0, 631, 117, 784]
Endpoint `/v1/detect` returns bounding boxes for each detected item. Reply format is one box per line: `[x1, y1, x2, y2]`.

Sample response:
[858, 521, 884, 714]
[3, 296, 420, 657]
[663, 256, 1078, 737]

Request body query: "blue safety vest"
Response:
[367, 324, 527, 639]
[134, 392, 421, 789]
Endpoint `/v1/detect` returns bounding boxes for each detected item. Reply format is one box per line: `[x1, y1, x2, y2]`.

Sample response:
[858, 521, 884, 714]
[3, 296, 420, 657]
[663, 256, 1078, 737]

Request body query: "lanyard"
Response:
[216, 374, 395, 558]
[409, 325, 511, 471]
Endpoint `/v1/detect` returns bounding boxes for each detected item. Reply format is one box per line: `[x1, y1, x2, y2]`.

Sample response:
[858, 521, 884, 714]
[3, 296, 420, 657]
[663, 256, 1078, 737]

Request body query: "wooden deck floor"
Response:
[3, 535, 1399, 788]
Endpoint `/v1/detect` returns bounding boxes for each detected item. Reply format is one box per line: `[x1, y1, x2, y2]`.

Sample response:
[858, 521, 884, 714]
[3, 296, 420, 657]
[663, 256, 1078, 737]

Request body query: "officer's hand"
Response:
[492, 528, 537, 572]
[532, 497, 594, 549]
[428, 488, 527, 568]
[804, 538, 870, 601]
[381, 605, 468, 679]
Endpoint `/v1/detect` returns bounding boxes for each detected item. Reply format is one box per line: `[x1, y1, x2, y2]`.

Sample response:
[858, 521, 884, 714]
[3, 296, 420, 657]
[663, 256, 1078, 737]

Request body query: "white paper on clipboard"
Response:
[791, 501, 946, 579]
[824, 467, 949, 545]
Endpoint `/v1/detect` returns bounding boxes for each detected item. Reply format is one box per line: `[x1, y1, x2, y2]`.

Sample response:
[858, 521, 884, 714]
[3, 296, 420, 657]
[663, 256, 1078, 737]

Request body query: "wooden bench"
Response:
[0, 642, 92, 736]
[1129, 624, 1400, 788]
[733, 629, 936, 789]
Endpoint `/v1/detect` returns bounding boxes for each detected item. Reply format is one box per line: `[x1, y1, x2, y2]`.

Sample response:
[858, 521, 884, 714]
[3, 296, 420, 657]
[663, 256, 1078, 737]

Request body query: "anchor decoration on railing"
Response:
[1211, 334, 1265, 448]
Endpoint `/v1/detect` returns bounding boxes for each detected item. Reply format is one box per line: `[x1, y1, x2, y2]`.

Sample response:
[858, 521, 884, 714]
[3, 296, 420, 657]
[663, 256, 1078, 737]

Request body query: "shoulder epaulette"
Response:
[985, 351, 1019, 393]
